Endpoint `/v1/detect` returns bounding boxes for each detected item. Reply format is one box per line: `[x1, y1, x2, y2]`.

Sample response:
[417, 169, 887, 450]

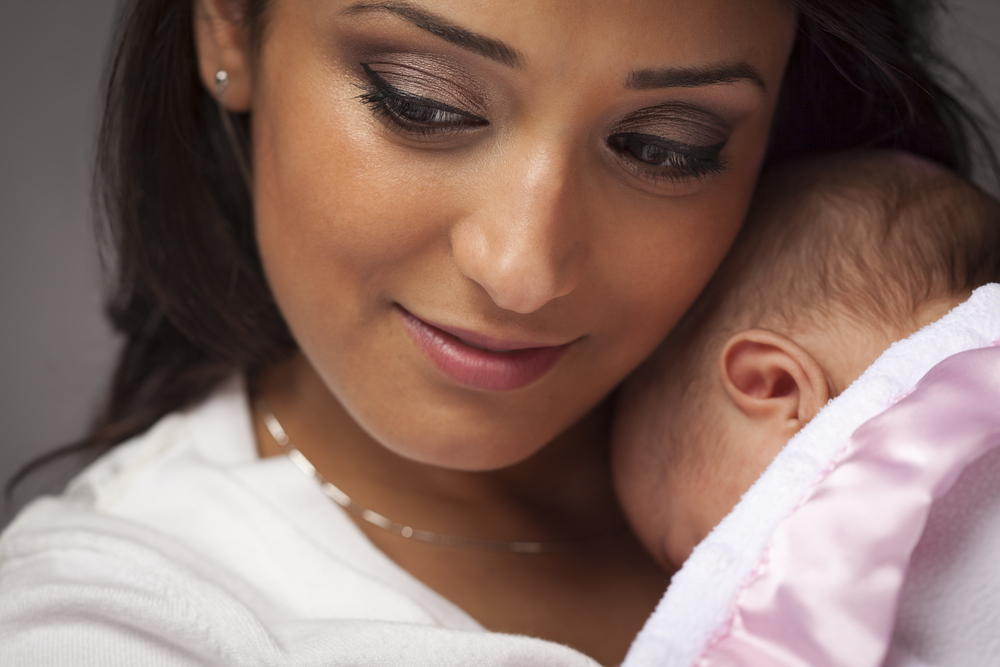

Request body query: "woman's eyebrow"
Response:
[626, 64, 766, 92]
[342, 1, 526, 70]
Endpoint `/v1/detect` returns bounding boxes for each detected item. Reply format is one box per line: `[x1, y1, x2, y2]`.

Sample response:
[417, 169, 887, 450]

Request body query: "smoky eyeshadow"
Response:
[612, 102, 731, 149]
[360, 57, 492, 117]
[335, 32, 493, 115]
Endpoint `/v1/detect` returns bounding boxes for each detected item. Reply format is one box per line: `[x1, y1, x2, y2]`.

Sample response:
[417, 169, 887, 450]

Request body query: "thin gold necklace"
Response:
[256, 399, 625, 553]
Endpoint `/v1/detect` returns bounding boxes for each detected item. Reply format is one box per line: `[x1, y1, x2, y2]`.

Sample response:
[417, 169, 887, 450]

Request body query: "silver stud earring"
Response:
[215, 70, 229, 100]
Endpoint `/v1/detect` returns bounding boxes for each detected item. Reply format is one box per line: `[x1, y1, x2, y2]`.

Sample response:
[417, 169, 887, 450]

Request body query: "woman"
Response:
[0, 0, 993, 665]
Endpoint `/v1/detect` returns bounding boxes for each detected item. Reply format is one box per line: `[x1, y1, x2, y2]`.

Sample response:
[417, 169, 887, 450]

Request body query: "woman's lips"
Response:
[397, 306, 572, 392]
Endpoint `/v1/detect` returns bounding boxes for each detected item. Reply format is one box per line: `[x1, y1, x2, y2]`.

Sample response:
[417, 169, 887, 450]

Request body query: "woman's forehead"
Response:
[294, 0, 796, 83]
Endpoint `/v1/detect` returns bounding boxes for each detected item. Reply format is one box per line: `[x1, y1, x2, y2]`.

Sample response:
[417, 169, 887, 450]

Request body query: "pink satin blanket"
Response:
[697, 345, 1000, 667]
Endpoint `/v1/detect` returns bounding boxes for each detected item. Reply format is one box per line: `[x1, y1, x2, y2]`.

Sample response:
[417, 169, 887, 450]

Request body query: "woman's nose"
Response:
[450, 144, 586, 314]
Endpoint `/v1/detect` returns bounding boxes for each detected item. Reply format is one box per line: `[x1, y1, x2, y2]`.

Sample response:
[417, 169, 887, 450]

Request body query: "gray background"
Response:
[1, 0, 999, 515]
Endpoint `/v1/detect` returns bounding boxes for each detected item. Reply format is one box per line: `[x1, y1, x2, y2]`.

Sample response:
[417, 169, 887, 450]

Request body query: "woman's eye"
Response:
[358, 63, 488, 137]
[607, 132, 727, 183]
[388, 100, 465, 125]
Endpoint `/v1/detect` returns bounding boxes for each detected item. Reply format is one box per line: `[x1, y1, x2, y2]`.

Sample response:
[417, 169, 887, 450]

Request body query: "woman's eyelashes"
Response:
[356, 61, 730, 185]
[358, 63, 488, 137]
[607, 132, 727, 184]
[607, 103, 731, 185]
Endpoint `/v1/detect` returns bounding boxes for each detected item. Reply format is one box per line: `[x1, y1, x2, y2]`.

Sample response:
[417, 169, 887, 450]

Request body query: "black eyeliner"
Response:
[607, 132, 728, 182]
[612, 133, 726, 161]
[358, 63, 489, 125]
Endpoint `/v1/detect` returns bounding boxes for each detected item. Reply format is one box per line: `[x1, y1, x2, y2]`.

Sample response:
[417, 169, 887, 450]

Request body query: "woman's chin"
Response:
[347, 394, 571, 472]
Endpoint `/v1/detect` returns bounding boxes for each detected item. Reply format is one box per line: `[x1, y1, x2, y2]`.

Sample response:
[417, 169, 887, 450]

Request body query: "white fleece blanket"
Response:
[623, 284, 1000, 667]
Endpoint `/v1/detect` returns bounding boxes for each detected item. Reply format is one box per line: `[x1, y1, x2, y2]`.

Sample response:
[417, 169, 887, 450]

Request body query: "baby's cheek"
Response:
[610, 433, 675, 572]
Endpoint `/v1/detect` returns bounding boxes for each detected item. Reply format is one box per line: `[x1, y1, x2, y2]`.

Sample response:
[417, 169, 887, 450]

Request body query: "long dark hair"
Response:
[7, 0, 999, 498]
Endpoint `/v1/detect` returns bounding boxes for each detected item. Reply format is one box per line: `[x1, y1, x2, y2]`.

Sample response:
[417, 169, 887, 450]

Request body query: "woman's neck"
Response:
[252, 353, 667, 666]
[252, 352, 626, 545]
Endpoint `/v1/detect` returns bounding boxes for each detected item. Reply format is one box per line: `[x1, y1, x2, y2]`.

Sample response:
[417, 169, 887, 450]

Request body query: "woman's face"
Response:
[245, 0, 796, 470]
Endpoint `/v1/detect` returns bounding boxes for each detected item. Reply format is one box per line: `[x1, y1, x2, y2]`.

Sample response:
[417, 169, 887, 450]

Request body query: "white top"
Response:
[0, 378, 600, 666]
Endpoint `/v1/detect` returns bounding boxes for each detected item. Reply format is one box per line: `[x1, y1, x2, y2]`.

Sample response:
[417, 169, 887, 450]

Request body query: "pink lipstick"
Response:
[397, 307, 571, 392]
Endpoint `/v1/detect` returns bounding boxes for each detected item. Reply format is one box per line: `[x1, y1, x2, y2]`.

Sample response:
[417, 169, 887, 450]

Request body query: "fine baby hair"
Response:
[612, 149, 1000, 570]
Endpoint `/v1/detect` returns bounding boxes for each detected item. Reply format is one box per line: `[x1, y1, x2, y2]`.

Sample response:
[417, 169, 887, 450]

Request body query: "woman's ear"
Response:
[193, 0, 253, 112]
[718, 329, 830, 433]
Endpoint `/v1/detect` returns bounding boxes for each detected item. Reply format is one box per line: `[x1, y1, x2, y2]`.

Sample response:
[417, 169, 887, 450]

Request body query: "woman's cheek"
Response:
[590, 168, 759, 369]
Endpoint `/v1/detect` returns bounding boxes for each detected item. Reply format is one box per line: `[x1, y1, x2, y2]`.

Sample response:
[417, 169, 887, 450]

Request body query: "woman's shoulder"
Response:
[0, 496, 600, 667]
[0, 492, 280, 665]
[0, 489, 598, 667]
[0, 378, 275, 663]
[0, 379, 602, 666]
[58, 375, 258, 511]
[0, 376, 443, 623]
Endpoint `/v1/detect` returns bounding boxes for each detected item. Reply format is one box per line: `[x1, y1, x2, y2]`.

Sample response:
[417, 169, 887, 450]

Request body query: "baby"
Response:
[612, 149, 1000, 572]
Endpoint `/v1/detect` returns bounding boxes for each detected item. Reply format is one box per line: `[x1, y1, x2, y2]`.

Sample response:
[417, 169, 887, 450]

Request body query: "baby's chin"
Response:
[661, 526, 703, 572]
[628, 508, 705, 574]
[612, 456, 698, 573]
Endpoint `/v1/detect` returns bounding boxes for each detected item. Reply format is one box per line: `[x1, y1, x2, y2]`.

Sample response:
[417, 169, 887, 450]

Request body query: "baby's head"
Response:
[613, 150, 1000, 572]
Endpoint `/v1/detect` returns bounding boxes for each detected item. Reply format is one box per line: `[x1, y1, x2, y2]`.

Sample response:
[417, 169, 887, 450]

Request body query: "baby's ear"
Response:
[718, 329, 830, 432]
